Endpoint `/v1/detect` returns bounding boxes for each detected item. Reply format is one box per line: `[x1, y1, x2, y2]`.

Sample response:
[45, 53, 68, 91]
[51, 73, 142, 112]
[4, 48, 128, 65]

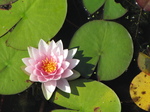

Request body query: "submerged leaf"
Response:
[51, 79, 121, 112]
[137, 52, 150, 75]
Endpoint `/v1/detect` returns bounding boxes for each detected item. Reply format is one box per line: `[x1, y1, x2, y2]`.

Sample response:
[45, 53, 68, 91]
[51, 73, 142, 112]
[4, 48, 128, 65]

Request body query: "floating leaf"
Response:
[0, 33, 32, 94]
[136, 0, 150, 11]
[0, 0, 67, 50]
[137, 52, 150, 75]
[82, 0, 105, 14]
[51, 79, 121, 112]
[0, 0, 17, 5]
[52, 109, 78, 112]
[82, 0, 127, 19]
[103, 0, 127, 20]
[69, 20, 133, 80]
[130, 72, 150, 111]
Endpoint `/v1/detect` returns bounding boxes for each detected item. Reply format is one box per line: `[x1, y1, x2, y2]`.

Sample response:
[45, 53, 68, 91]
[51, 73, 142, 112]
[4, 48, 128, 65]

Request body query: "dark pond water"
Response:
[1, 0, 150, 112]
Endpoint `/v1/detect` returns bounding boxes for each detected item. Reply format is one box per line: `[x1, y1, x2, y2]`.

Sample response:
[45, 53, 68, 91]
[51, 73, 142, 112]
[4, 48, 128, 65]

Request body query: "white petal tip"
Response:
[66, 70, 80, 80]
[41, 84, 53, 100]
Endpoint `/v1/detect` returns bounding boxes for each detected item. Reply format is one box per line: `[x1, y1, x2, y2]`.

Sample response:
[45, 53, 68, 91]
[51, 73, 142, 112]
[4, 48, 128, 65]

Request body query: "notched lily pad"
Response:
[0, 0, 67, 50]
[82, 0, 105, 14]
[0, 33, 32, 94]
[69, 20, 133, 80]
[51, 79, 121, 112]
[103, 0, 127, 20]
[82, 0, 127, 19]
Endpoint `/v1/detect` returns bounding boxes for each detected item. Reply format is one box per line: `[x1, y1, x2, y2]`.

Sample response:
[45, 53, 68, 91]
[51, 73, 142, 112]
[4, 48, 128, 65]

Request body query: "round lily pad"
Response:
[130, 72, 150, 111]
[69, 20, 133, 80]
[51, 79, 121, 112]
[0, 33, 32, 94]
[0, 0, 67, 50]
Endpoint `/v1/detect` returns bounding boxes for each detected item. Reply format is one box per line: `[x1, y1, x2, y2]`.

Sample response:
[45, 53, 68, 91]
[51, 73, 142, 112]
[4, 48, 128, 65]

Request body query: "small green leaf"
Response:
[0, 33, 32, 94]
[69, 20, 133, 80]
[82, 0, 105, 14]
[103, 0, 127, 20]
[0, 0, 67, 50]
[51, 79, 121, 112]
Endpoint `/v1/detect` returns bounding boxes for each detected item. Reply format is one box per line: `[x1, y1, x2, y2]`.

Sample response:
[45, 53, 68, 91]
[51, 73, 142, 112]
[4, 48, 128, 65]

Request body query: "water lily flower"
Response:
[22, 39, 80, 100]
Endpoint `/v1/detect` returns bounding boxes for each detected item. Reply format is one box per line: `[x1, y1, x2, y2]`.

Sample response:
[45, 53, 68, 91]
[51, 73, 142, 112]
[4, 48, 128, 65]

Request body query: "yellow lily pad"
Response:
[130, 72, 150, 111]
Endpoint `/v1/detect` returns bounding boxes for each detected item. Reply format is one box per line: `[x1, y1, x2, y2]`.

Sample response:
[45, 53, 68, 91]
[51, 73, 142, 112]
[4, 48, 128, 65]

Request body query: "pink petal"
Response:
[56, 40, 63, 53]
[57, 79, 71, 93]
[52, 46, 60, 56]
[61, 61, 70, 70]
[41, 83, 54, 100]
[22, 58, 31, 66]
[29, 59, 37, 65]
[53, 75, 61, 80]
[44, 80, 57, 93]
[57, 55, 63, 64]
[67, 59, 80, 69]
[38, 39, 48, 55]
[48, 40, 57, 51]
[37, 76, 48, 82]
[27, 47, 33, 58]
[31, 47, 40, 60]
[63, 49, 68, 60]
[56, 67, 64, 76]
[25, 66, 34, 73]
[61, 69, 73, 78]
[30, 74, 38, 82]
[67, 48, 77, 59]
[33, 69, 42, 76]
[21, 66, 30, 75]
[45, 75, 54, 80]
[66, 69, 80, 80]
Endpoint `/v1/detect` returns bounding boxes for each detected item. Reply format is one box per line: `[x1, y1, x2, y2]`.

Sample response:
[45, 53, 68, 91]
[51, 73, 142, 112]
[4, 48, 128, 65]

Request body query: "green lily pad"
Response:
[82, 0, 127, 19]
[103, 0, 127, 20]
[0, 33, 32, 94]
[0, 0, 67, 50]
[82, 0, 105, 14]
[52, 109, 78, 112]
[0, 0, 17, 5]
[51, 79, 121, 112]
[69, 20, 133, 80]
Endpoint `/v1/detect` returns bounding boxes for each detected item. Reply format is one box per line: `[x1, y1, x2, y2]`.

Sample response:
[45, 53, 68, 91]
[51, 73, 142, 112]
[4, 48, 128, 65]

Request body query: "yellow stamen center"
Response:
[42, 57, 57, 73]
